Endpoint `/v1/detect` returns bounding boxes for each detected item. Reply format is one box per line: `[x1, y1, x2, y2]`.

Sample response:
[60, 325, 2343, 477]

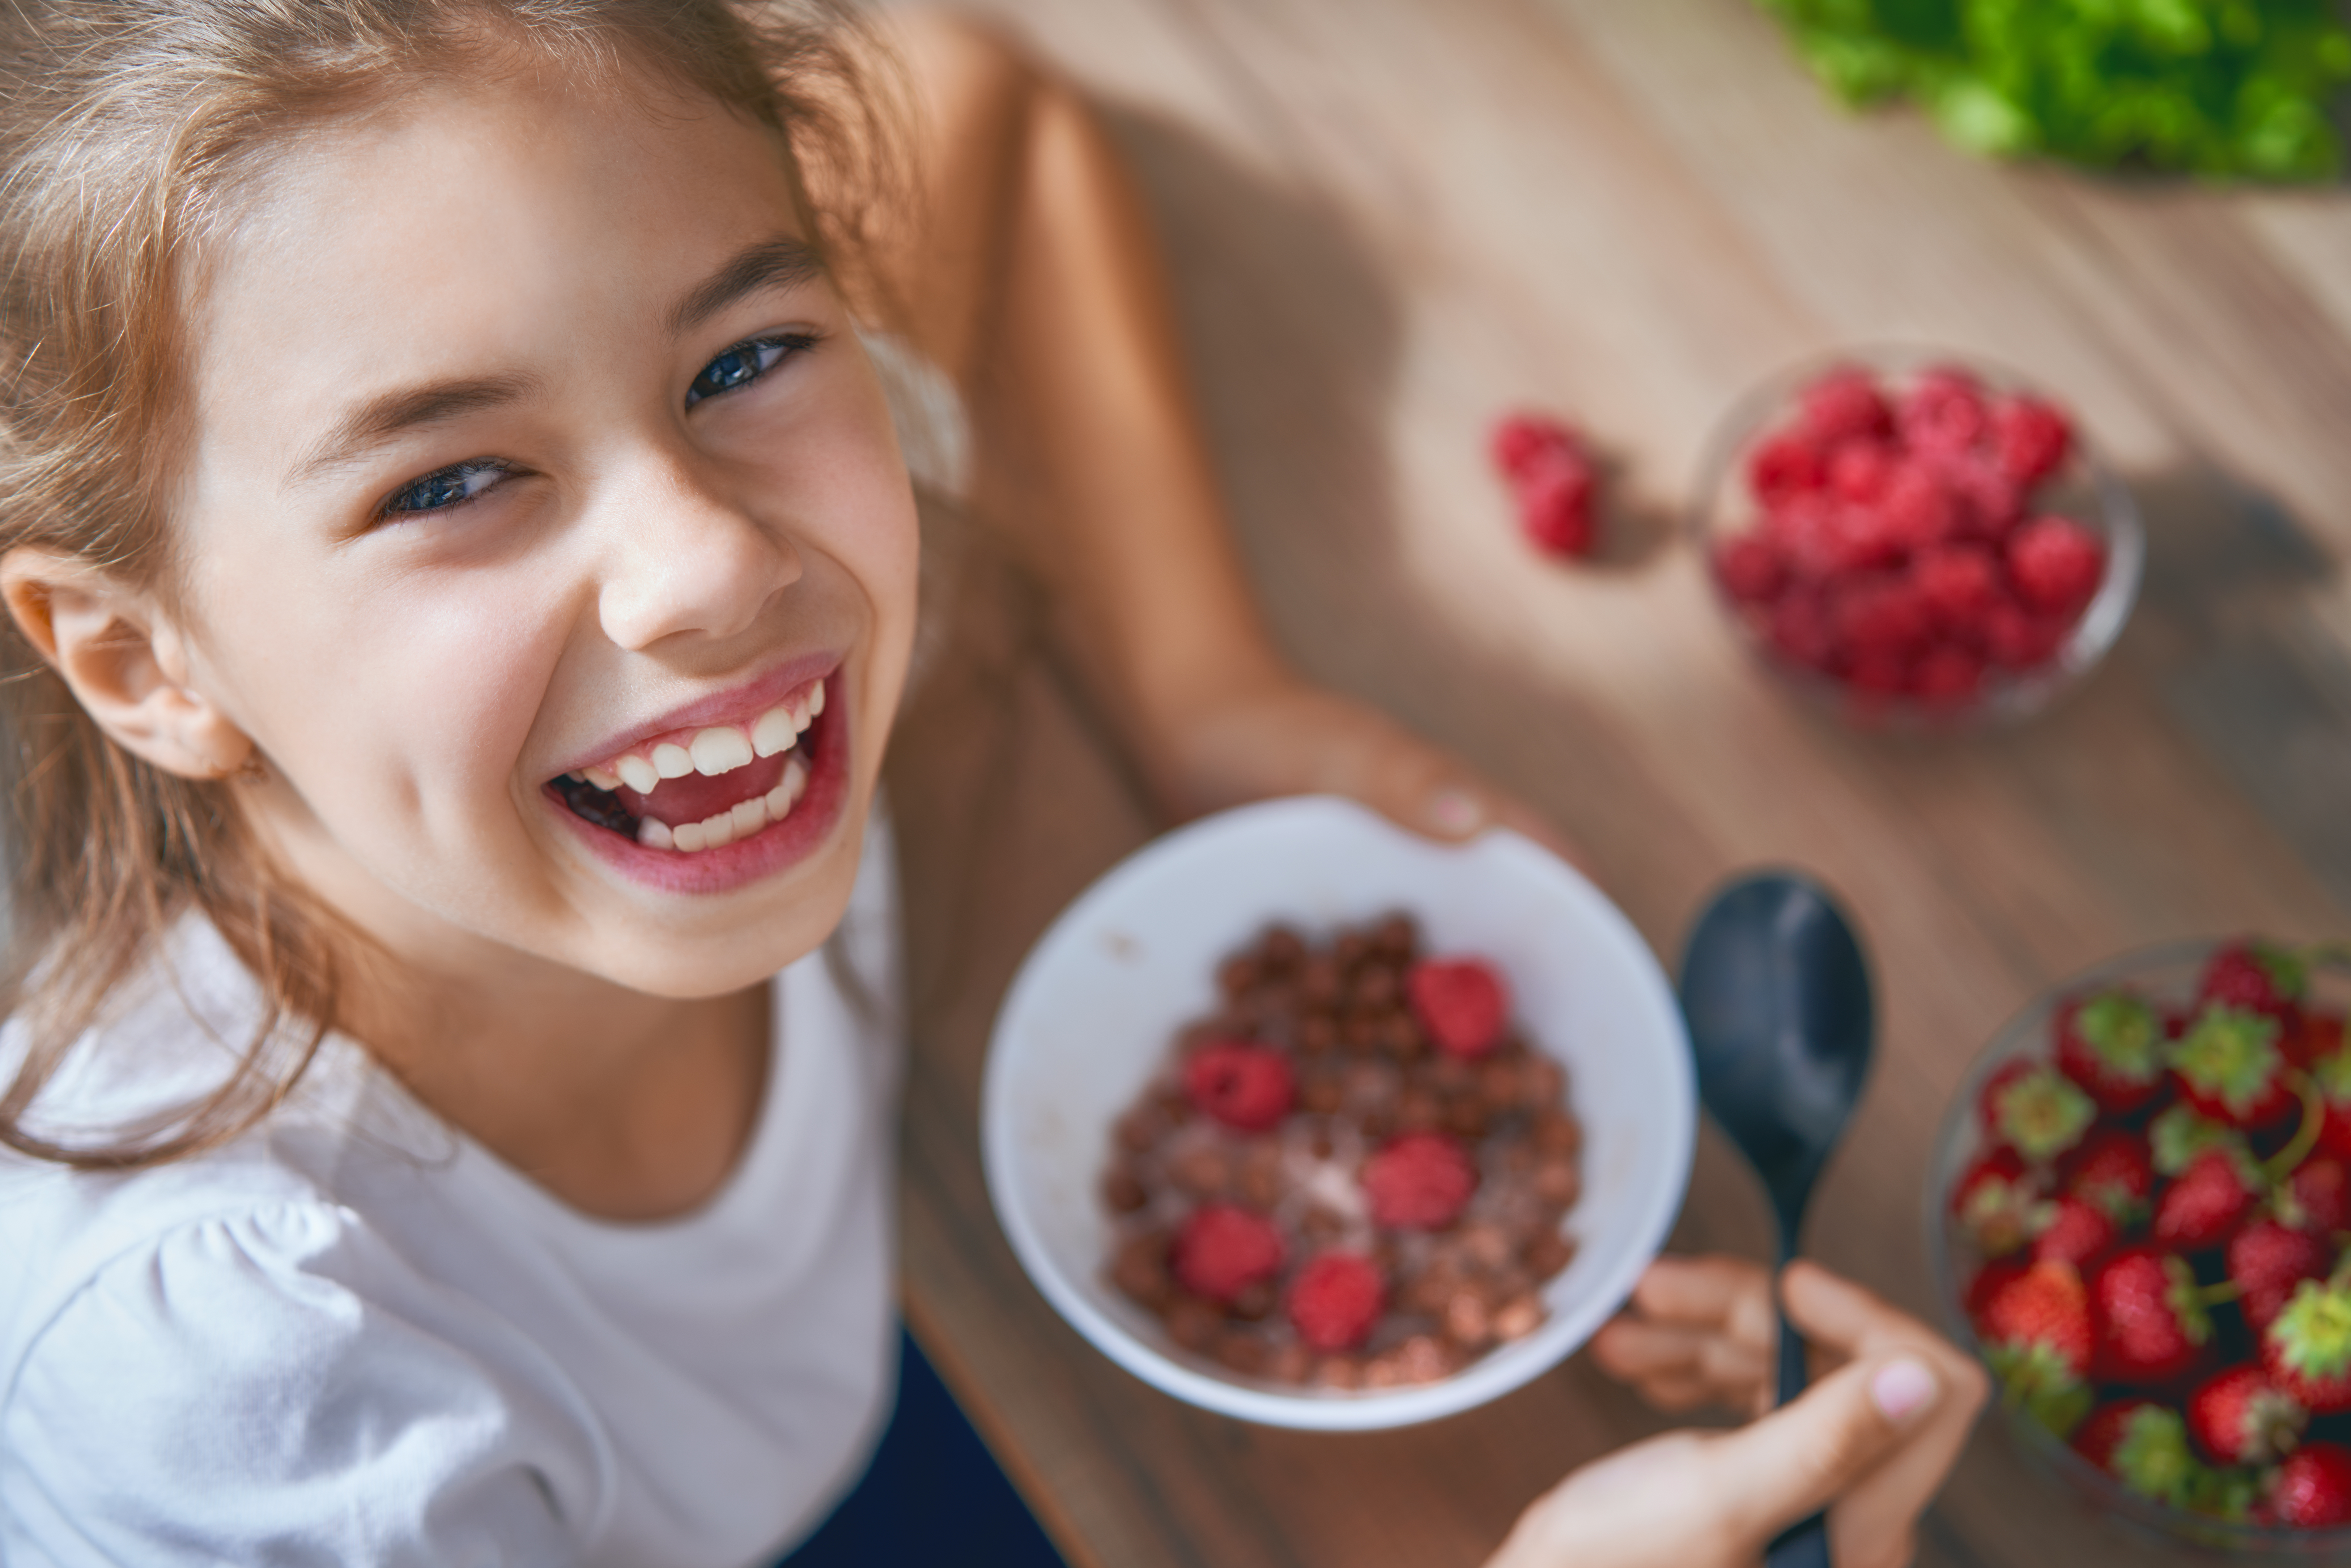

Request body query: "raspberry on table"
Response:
[1489, 411, 1581, 481]
[1515, 453, 1597, 558]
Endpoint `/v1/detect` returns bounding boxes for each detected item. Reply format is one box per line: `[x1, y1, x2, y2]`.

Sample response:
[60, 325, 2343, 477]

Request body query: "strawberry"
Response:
[1952, 1147, 2041, 1256]
[1359, 1132, 1479, 1231]
[1965, 1258, 2028, 1320]
[2072, 1399, 2200, 1509]
[2091, 1246, 2212, 1384]
[2063, 1128, 2155, 1225]
[2283, 1156, 2351, 1236]
[2314, 1039, 2351, 1164]
[2030, 1195, 2117, 1269]
[2265, 1274, 2351, 1414]
[2199, 939, 2307, 1025]
[2229, 1220, 2331, 1336]
[1405, 959, 1509, 1061]
[2300, 1010, 2345, 1073]
[2054, 990, 2165, 1116]
[1170, 1203, 1285, 1303]
[2269, 1441, 2351, 1528]
[1285, 1252, 1385, 1353]
[2186, 1364, 2307, 1466]
[1184, 1041, 1296, 1133]
[2153, 1148, 2261, 1252]
[2170, 1004, 2295, 1130]
[1978, 1260, 2093, 1437]
[1981, 1060, 2097, 1164]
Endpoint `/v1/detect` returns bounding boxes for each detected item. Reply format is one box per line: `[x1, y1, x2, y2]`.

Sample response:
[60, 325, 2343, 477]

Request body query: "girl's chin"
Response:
[545, 673, 858, 897]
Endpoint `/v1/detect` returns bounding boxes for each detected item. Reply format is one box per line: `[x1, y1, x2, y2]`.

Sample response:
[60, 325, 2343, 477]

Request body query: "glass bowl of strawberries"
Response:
[1929, 937, 2351, 1550]
[1694, 349, 2143, 729]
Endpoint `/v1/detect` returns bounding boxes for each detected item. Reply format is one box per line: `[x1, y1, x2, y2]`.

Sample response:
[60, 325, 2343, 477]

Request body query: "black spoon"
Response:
[1678, 871, 1875, 1568]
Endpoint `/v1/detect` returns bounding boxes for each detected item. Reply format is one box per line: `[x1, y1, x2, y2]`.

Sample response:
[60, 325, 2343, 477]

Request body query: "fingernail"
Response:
[1428, 788, 1484, 836]
[1872, 1358, 1938, 1423]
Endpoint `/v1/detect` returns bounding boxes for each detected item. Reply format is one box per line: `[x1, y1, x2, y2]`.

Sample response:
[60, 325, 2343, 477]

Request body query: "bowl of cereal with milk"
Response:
[981, 795, 1695, 1430]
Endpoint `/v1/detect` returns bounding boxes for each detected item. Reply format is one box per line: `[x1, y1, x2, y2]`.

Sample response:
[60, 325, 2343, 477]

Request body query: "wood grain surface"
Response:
[880, 2, 2351, 1563]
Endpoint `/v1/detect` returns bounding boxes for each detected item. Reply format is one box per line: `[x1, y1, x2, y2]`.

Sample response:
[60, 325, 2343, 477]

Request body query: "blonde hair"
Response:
[0, 0, 893, 1168]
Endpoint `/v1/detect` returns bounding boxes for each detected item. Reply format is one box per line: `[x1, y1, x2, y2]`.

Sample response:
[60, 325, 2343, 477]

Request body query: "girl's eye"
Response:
[685, 331, 819, 408]
[381, 459, 511, 520]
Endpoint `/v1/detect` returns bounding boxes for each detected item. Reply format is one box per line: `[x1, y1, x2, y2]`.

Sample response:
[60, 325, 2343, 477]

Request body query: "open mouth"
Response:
[547, 673, 835, 855]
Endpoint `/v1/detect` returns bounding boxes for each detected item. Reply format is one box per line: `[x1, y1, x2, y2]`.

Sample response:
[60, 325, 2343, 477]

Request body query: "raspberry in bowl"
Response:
[1927, 938, 2351, 1550]
[981, 796, 1696, 1431]
[1692, 350, 2143, 729]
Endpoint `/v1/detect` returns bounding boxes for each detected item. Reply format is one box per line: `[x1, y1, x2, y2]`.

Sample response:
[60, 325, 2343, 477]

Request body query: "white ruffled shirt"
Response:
[0, 826, 905, 1568]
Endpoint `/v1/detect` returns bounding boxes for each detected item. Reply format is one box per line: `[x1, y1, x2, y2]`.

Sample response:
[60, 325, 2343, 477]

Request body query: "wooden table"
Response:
[879, 2, 2351, 1563]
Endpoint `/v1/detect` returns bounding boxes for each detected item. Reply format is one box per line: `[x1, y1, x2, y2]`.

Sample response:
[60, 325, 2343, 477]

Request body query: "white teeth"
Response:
[652, 742, 694, 779]
[637, 817, 675, 850]
[689, 726, 754, 777]
[700, 811, 737, 849]
[729, 797, 766, 837]
[764, 781, 792, 818]
[790, 696, 812, 733]
[672, 819, 707, 852]
[783, 755, 809, 806]
[583, 764, 623, 793]
[751, 706, 798, 758]
[808, 682, 825, 718]
[615, 754, 660, 794]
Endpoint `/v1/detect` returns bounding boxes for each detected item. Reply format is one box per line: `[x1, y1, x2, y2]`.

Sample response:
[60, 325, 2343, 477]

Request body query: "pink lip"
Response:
[550, 650, 843, 778]
[546, 670, 853, 895]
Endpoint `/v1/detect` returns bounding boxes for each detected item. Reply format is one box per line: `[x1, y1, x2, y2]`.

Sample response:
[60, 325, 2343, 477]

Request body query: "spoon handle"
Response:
[1767, 1284, 1832, 1566]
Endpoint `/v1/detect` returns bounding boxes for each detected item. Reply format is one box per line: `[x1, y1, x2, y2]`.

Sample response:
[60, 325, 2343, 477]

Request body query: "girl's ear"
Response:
[0, 546, 255, 781]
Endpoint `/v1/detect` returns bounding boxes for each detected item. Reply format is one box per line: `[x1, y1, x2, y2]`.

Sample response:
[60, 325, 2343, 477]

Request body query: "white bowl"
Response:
[980, 796, 1697, 1430]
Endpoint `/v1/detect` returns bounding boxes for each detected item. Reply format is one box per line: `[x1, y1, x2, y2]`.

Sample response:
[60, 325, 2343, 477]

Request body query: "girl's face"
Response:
[171, 70, 919, 999]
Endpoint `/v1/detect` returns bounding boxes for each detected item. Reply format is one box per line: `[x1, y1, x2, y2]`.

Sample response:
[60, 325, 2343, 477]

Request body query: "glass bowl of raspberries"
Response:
[1695, 350, 2143, 728]
[980, 796, 1696, 1431]
[1929, 937, 2351, 1549]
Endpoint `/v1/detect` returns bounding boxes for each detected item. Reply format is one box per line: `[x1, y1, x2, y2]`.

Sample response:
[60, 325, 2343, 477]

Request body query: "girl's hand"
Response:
[1152, 666, 1589, 868]
[1489, 1257, 1987, 1568]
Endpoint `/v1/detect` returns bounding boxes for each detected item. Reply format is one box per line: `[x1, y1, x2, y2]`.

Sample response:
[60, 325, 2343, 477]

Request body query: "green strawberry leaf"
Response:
[2171, 1006, 2284, 1119]
[2113, 1405, 2200, 1508]
[2270, 1280, 2351, 1382]
[2076, 991, 2161, 1081]
[2150, 1104, 2248, 1178]
[1998, 1066, 2096, 1163]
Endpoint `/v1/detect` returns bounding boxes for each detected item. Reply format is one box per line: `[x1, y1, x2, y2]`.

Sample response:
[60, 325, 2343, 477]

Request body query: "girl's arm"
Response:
[864, 13, 1572, 856]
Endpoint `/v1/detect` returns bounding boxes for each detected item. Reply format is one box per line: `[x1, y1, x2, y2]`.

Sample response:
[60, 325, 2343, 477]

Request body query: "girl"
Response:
[0, 3, 1982, 1564]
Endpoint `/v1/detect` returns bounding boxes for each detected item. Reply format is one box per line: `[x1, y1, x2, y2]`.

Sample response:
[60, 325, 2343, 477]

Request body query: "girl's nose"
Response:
[594, 452, 803, 651]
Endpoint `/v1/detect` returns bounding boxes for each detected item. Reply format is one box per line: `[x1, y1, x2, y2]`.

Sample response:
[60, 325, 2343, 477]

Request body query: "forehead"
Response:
[188, 72, 807, 427]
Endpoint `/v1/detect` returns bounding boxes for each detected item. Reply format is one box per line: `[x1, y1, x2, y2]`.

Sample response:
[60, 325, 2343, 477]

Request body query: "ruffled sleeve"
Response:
[2, 1201, 607, 1568]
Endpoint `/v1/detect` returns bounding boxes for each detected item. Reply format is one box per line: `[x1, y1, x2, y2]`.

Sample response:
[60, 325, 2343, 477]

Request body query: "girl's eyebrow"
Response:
[667, 235, 824, 337]
[289, 373, 542, 490]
